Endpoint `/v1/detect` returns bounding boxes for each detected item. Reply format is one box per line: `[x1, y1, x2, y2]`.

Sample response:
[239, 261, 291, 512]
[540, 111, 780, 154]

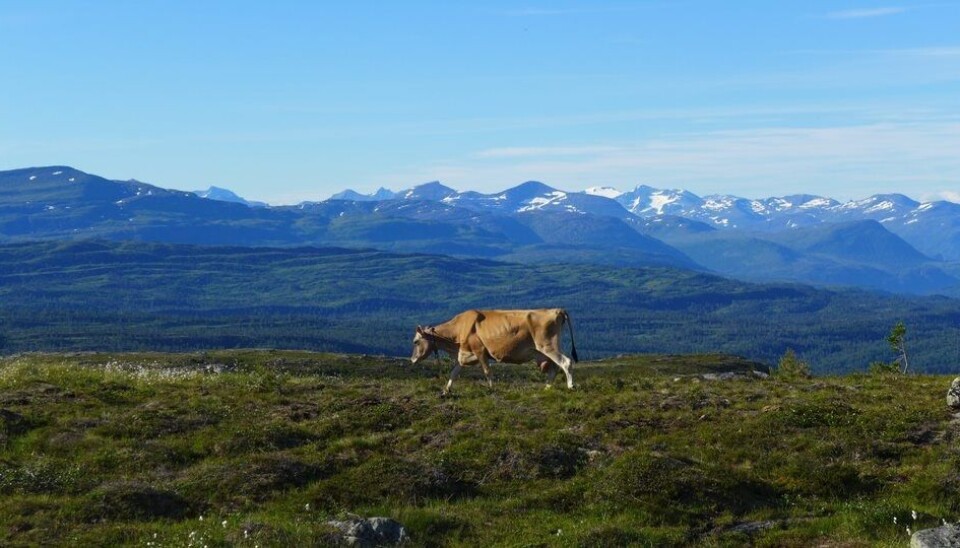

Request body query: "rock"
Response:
[947, 378, 960, 409]
[702, 372, 738, 381]
[701, 371, 766, 381]
[728, 520, 779, 535]
[327, 517, 409, 546]
[911, 524, 960, 547]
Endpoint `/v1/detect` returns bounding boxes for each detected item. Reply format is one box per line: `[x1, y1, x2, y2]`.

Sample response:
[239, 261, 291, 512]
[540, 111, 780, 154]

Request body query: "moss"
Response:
[84, 481, 192, 521]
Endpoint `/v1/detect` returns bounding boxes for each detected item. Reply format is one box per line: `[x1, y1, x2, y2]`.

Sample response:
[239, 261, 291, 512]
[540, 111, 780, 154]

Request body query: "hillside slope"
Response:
[2, 240, 960, 373]
[0, 351, 955, 546]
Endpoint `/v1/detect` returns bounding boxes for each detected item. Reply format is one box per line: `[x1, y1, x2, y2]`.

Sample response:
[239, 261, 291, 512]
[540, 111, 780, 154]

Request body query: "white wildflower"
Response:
[199, 515, 204, 521]
[305, 503, 310, 511]
[894, 516, 898, 524]
[912, 510, 918, 520]
[222, 520, 227, 528]
[907, 527, 912, 535]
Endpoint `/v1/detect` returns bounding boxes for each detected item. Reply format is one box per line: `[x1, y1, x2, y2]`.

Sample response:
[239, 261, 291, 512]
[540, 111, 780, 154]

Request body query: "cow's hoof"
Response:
[439, 391, 448, 399]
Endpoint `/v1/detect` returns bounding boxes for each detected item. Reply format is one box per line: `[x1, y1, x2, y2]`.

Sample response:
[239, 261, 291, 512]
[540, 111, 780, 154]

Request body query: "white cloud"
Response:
[476, 145, 623, 158]
[825, 7, 908, 19]
[891, 46, 960, 57]
[391, 121, 960, 200]
[492, 6, 645, 17]
[919, 190, 960, 203]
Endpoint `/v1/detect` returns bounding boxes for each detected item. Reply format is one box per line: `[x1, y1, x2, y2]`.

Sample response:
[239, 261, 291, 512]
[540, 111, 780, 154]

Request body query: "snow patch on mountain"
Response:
[583, 186, 623, 199]
[518, 191, 569, 212]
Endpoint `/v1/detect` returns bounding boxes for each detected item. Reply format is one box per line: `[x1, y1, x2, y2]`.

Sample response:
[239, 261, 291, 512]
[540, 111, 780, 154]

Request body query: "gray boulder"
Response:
[327, 517, 408, 546]
[912, 524, 960, 547]
[948, 378, 960, 409]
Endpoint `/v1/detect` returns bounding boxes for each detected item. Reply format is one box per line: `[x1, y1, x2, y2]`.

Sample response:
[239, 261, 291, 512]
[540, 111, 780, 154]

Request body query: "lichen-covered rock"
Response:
[911, 524, 960, 547]
[327, 517, 408, 546]
[947, 378, 960, 409]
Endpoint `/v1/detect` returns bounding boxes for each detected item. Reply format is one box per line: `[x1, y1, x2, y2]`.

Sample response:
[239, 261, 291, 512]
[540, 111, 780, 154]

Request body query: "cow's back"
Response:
[473, 309, 563, 362]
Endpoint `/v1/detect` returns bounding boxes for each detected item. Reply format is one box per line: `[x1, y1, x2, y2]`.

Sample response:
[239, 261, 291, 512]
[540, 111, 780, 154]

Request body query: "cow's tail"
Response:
[561, 310, 579, 363]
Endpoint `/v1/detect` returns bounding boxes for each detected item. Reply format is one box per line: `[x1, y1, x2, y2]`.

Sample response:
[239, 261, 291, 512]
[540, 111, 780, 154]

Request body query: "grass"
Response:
[1, 350, 958, 546]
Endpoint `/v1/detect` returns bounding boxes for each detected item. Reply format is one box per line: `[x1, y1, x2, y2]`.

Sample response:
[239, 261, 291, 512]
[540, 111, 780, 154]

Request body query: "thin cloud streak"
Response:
[893, 46, 960, 57]
[391, 122, 960, 200]
[491, 5, 656, 17]
[825, 7, 908, 19]
[476, 146, 623, 158]
[920, 190, 960, 203]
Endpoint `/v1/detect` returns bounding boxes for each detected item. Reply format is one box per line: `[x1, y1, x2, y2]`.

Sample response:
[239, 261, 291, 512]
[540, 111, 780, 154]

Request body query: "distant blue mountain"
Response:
[329, 187, 397, 201]
[2, 166, 959, 295]
[0, 166, 698, 271]
[192, 186, 267, 208]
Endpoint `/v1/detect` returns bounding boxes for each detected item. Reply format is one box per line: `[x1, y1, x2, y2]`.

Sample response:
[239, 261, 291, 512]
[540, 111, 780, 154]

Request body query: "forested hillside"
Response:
[2, 240, 959, 373]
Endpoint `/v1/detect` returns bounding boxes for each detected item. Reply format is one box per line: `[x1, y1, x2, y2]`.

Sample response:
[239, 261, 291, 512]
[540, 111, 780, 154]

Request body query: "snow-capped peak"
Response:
[583, 186, 623, 199]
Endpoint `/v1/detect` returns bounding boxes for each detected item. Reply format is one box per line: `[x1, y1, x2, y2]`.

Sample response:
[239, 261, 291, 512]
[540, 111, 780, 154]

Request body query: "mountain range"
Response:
[2, 165, 958, 295]
[327, 179, 960, 295]
[336, 181, 959, 259]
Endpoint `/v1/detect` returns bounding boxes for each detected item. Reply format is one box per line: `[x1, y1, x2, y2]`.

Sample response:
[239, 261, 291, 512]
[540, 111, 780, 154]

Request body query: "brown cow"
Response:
[410, 308, 578, 395]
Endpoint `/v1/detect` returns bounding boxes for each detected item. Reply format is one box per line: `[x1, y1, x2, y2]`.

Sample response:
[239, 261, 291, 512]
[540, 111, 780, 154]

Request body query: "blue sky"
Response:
[1, 1, 959, 204]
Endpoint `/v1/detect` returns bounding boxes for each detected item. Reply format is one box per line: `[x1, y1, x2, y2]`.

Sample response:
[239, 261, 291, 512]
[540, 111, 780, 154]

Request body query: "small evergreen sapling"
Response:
[887, 321, 909, 374]
[776, 348, 811, 380]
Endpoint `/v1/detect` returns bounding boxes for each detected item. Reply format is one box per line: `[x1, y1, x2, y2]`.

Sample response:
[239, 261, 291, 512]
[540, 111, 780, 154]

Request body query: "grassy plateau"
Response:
[1, 350, 958, 546]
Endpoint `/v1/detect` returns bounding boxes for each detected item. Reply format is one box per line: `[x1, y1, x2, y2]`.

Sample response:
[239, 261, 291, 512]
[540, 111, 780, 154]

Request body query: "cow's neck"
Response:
[431, 321, 460, 352]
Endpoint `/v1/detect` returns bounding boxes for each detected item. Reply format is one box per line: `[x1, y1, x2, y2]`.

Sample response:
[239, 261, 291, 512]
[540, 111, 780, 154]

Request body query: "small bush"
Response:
[0, 409, 31, 448]
[593, 450, 779, 522]
[776, 400, 860, 429]
[85, 481, 192, 521]
[0, 458, 90, 495]
[774, 461, 878, 498]
[775, 349, 811, 380]
[177, 454, 327, 505]
[310, 455, 475, 509]
[868, 361, 900, 375]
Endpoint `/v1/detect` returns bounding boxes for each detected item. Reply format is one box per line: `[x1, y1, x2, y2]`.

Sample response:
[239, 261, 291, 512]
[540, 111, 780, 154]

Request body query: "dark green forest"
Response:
[2, 241, 959, 373]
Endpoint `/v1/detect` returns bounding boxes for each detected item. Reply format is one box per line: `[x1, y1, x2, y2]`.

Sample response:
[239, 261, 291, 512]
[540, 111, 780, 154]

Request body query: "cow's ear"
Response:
[416, 325, 424, 334]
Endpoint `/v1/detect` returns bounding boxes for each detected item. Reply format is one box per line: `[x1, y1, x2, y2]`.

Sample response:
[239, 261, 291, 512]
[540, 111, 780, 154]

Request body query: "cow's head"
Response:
[410, 325, 437, 364]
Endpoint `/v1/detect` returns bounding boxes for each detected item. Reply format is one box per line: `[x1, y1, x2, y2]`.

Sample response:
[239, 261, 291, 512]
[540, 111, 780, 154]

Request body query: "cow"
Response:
[410, 308, 578, 395]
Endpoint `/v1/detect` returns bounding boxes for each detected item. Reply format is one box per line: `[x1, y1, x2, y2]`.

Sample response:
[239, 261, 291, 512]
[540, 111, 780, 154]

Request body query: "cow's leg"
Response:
[442, 363, 462, 397]
[539, 358, 558, 389]
[539, 349, 574, 389]
[479, 354, 493, 389]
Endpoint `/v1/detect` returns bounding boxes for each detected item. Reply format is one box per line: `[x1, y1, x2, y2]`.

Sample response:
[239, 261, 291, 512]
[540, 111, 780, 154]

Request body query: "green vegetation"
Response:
[887, 321, 910, 374]
[775, 349, 812, 380]
[1, 350, 957, 546]
[3, 241, 960, 373]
